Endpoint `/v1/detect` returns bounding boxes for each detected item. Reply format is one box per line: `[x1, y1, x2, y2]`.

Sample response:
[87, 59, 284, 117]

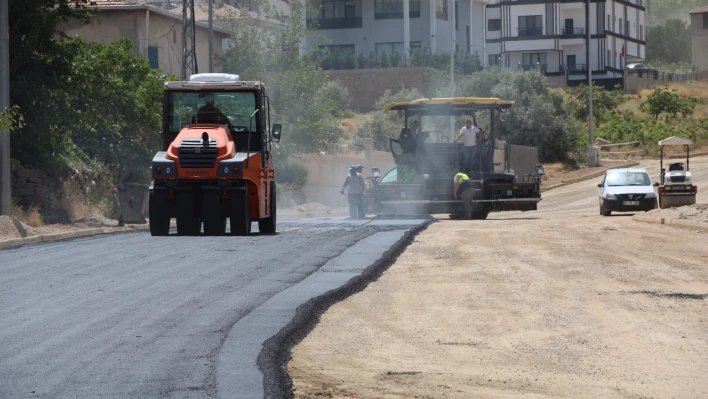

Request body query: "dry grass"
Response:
[340, 113, 371, 137]
[11, 204, 43, 228]
[542, 163, 574, 178]
[56, 178, 101, 221]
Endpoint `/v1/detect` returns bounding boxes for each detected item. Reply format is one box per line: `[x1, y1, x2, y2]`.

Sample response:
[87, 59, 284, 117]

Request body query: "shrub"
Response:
[276, 159, 309, 191]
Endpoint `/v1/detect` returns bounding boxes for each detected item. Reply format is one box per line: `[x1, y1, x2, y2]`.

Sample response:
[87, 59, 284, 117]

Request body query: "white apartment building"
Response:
[303, 0, 489, 61]
[485, 0, 646, 84]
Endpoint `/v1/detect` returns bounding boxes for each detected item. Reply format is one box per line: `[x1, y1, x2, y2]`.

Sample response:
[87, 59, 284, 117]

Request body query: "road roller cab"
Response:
[149, 73, 281, 236]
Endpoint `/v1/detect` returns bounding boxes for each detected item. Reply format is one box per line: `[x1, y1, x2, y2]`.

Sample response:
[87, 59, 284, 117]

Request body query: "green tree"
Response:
[639, 85, 701, 120]
[379, 49, 391, 68]
[355, 88, 424, 150]
[456, 70, 583, 162]
[564, 83, 624, 128]
[646, 19, 691, 64]
[219, 0, 352, 155]
[357, 52, 369, 69]
[391, 51, 402, 67]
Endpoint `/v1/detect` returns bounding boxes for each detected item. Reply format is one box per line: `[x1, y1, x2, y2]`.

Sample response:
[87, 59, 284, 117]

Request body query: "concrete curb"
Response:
[632, 215, 708, 232]
[261, 219, 434, 398]
[669, 150, 708, 159]
[0, 225, 149, 250]
[540, 161, 641, 193]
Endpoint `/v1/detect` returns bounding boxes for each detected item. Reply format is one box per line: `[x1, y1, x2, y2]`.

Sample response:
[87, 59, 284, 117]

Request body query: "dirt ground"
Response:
[288, 156, 708, 398]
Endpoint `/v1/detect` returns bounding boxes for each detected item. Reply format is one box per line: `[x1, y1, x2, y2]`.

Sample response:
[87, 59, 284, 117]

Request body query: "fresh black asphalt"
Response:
[0, 219, 428, 398]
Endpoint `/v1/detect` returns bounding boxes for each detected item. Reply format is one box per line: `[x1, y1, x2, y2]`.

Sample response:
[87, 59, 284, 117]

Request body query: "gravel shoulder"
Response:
[287, 157, 708, 399]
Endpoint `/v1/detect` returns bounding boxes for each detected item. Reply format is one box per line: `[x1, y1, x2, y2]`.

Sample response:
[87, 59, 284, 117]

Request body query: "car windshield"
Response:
[167, 91, 256, 134]
[380, 168, 398, 184]
[606, 172, 651, 186]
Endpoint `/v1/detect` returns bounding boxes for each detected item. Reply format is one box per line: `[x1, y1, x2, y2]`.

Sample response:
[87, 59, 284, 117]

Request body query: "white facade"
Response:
[485, 0, 645, 83]
[303, 0, 489, 61]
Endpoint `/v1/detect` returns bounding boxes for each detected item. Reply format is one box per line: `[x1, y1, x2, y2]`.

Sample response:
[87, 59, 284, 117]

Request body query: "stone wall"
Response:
[327, 67, 427, 112]
[10, 166, 62, 211]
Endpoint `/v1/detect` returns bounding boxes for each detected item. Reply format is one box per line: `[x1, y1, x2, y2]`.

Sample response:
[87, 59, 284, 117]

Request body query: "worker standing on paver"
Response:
[455, 120, 481, 173]
[453, 170, 475, 219]
[341, 165, 367, 219]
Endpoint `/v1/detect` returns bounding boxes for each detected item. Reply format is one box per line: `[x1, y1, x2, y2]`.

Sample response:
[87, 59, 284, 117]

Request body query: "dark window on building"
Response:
[374, 0, 421, 19]
[488, 18, 501, 31]
[466, 25, 470, 51]
[704, 13, 708, 29]
[436, 0, 447, 20]
[522, 52, 547, 69]
[488, 54, 500, 66]
[455, 1, 459, 30]
[148, 46, 158, 69]
[518, 15, 543, 36]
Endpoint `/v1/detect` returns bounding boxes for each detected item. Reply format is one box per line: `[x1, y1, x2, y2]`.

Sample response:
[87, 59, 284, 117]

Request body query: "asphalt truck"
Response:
[149, 73, 281, 236]
[369, 97, 543, 219]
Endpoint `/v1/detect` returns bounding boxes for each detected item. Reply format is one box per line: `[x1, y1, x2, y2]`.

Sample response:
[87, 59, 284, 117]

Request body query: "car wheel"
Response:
[600, 200, 611, 217]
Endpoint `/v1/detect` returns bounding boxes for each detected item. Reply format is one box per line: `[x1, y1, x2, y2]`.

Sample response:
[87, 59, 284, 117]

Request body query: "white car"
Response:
[598, 168, 659, 216]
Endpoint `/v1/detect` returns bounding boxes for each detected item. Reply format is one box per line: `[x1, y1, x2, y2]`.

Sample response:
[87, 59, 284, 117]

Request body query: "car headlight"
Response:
[605, 194, 616, 199]
[645, 192, 656, 198]
[685, 176, 691, 182]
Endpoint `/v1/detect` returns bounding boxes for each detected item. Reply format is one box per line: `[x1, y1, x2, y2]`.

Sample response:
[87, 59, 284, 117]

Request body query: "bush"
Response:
[355, 87, 424, 151]
[391, 51, 402, 67]
[276, 159, 309, 191]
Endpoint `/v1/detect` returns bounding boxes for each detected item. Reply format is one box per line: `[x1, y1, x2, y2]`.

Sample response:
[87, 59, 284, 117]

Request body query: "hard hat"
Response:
[356, 164, 364, 169]
[349, 165, 356, 171]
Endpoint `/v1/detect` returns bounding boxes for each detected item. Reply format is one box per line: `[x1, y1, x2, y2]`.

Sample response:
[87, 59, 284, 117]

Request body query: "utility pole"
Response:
[586, 0, 595, 166]
[208, 0, 213, 73]
[182, 0, 197, 79]
[449, 0, 455, 142]
[0, 0, 10, 216]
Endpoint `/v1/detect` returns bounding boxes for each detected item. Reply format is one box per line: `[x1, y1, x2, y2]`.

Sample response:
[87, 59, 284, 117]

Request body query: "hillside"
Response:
[648, 0, 708, 25]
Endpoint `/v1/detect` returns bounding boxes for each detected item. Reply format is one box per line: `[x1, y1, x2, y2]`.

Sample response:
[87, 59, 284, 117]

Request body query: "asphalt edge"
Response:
[257, 219, 435, 399]
[0, 226, 149, 249]
[632, 215, 708, 231]
[540, 161, 640, 193]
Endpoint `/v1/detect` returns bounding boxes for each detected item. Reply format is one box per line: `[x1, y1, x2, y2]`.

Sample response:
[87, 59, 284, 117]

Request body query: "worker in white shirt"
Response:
[455, 119, 481, 173]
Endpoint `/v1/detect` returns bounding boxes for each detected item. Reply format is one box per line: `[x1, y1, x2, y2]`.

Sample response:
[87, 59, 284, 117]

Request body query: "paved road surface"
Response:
[0, 219, 425, 398]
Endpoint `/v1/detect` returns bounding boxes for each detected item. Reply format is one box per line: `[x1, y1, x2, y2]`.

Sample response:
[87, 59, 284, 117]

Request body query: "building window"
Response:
[488, 54, 500, 66]
[522, 52, 546, 70]
[455, 1, 459, 30]
[607, 50, 611, 66]
[704, 13, 708, 29]
[148, 46, 158, 69]
[619, 18, 623, 34]
[311, 0, 362, 29]
[436, 0, 447, 20]
[626, 20, 630, 37]
[488, 18, 501, 31]
[375, 41, 421, 60]
[518, 15, 543, 36]
[640, 24, 644, 40]
[374, 0, 421, 19]
[607, 15, 611, 31]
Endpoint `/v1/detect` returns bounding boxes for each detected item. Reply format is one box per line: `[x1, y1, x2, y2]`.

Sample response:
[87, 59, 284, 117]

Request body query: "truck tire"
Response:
[176, 191, 201, 235]
[258, 183, 277, 234]
[230, 188, 251, 236]
[202, 190, 226, 236]
[149, 190, 170, 236]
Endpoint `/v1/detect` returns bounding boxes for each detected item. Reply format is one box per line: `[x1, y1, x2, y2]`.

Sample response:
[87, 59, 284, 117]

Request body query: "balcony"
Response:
[561, 28, 585, 36]
[518, 27, 544, 37]
[307, 17, 363, 30]
[522, 64, 548, 73]
[375, 10, 420, 19]
[560, 64, 587, 74]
